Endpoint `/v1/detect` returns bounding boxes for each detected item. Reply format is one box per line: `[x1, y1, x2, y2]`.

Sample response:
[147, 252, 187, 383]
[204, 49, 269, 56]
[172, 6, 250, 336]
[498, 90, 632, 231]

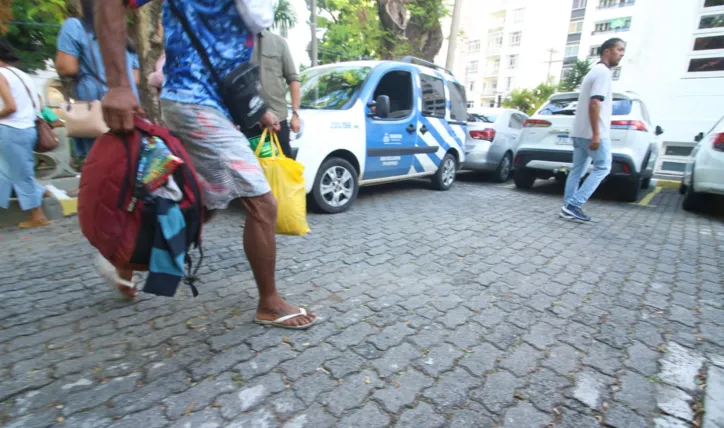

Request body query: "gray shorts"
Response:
[161, 100, 270, 210]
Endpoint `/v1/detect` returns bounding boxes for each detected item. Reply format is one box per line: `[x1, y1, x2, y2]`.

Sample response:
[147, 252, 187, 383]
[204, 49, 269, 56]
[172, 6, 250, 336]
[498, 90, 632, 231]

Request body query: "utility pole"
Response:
[445, 0, 464, 70]
[310, 0, 318, 67]
[544, 48, 563, 82]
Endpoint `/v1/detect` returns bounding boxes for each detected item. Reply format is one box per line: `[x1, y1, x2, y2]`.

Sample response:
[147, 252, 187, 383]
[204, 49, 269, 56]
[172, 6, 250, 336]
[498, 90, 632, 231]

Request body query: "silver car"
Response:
[461, 108, 528, 182]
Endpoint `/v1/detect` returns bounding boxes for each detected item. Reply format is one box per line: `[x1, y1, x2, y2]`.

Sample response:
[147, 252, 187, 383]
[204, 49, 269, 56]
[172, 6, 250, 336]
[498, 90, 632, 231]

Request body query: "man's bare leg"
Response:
[117, 268, 137, 299]
[241, 193, 316, 327]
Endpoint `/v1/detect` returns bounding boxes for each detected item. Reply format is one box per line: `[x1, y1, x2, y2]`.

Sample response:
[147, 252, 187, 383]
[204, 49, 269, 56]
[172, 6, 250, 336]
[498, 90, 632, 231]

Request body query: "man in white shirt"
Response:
[560, 38, 626, 222]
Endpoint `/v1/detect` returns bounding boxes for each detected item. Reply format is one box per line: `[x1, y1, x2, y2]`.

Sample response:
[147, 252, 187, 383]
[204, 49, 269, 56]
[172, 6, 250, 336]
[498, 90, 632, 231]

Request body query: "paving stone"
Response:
[523, 322, 561, 351]
[604, 404, 648, 427]
[413, 343, 462, 377]
[459, 342, 503, 376]
[470, 370, 522, 414]
[164, 372, 236, 420]
[625, 341, 660, 376]
[234, 344, 297, 380]
[500, 343, 541, 376]
[272, 389, 307, 418]
[282, 403, 337, 428]
[109, 371, 191, 416]
[659, 342, 705, 392]
[292, 371, 337, 407]
[4, 408, 60, 428]
[653, 415, 691, 428]
[168, 408, 225, 428]
[367, 322, 415, 351]
[502, 402, 550, 427]
[557, 407, 600, 428]
[280, 343, 335, 380]
[226, 407, 276, 428]
[189, 343, 255, 381]
[319, 370, 383, 417]
[371, 342, 420, 378]
[61, 372, 142, 416]
[703, 365, 724, 428]
[322, 351, 366, 379]
[615, 371, 656, 414]
[423, 367, 480, 410]
[543, 343, 583, 376]
[444, 322, 485, 350]
[571, 369, 611, 410]
[326, 322, 377, 350]
[522, 367, 571, 412]
[216, 372, 287, 419]
[336, 403, 389, 428]
[655, 383, 694, 422]
[449, 407, 497, 428]
[582, 340, 621, 376]
[107, 406, 169, 428]
[397, 402, 446, 428]
[372, 369, 433, 413]
[634, 321, 665, 348]
[407, 323, 449, 349]
[487, 323, 524, 351]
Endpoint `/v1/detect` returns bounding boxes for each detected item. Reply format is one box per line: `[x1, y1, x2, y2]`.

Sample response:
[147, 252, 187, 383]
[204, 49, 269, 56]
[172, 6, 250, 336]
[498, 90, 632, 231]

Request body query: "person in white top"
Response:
[0, 39, 50, 228]
[560, 38, 626, 222]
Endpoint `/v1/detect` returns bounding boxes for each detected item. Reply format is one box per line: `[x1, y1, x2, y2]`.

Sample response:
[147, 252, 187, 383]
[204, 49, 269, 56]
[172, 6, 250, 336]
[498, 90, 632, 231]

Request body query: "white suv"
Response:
[512, 91, 662, 202]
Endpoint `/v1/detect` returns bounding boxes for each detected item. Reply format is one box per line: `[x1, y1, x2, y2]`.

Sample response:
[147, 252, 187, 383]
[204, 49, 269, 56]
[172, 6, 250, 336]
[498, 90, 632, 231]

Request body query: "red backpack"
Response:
[78, 117, 203, 274]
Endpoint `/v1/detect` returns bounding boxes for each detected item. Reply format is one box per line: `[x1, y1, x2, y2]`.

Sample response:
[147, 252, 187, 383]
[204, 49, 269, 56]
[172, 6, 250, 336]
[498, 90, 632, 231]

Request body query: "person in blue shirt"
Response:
[94, 0, 317, 330]
[55, 0, 140, 168]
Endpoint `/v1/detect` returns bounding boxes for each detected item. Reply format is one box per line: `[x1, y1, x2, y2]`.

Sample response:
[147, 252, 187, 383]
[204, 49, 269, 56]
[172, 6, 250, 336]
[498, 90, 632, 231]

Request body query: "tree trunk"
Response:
[405, 15, 443, 62]
[377, 0, 443, 62]
[128, 1, 163, 121]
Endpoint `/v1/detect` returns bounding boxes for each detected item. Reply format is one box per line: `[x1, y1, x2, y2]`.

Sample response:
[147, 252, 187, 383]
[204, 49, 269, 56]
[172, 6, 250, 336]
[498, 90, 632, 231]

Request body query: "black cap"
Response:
[0, 39, 20, 63]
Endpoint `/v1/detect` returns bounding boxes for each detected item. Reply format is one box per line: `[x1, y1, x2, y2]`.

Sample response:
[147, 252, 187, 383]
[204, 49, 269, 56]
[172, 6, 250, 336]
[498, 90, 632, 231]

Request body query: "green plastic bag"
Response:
[248, 133, 274, 158]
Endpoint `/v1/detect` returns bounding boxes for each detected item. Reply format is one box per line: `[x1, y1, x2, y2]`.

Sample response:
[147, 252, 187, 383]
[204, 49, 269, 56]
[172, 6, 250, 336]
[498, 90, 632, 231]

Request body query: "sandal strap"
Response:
[272, 308, 307, 324]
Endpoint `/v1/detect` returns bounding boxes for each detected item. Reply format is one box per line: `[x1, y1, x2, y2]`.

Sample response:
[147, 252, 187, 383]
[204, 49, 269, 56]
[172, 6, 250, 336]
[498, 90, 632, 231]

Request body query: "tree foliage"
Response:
[306, 0, 448, 65]
[559, 59, 592, 92]
[503, 80, 558, 115]
[1, 0, 69, 73]
[273, 0, 297, 38]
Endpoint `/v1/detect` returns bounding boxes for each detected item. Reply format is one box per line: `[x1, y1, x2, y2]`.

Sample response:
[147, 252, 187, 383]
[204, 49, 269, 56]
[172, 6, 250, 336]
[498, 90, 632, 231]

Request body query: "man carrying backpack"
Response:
[94, 0, 317, 329]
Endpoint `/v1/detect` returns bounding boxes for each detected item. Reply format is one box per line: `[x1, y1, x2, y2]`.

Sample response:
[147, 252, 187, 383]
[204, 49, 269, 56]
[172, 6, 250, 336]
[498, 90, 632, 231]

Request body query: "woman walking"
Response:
[55, 0, 140, 169]
[0, 39, 49, 229]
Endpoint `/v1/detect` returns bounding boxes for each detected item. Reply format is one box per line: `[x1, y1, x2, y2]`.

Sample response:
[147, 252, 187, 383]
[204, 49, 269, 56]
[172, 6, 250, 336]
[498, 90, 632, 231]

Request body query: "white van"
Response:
[290, 57, 469, 213]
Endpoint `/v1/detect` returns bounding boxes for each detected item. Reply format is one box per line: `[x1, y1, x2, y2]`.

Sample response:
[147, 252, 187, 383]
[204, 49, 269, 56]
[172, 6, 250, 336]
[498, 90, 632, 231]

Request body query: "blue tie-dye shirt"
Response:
[131, 0, 254, 117]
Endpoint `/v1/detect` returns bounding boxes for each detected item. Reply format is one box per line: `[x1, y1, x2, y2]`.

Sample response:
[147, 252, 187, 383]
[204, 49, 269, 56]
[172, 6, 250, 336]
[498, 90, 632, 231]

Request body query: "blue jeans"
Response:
[72, 137, 95, 159]
[0, 125, 45, 211]
[563, 137, 612, 208]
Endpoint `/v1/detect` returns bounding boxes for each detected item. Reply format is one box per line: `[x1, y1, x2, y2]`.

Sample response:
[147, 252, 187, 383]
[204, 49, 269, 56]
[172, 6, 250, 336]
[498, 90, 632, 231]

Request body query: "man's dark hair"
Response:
[600, 38, 625, 56]
[80, 0, 94, 31]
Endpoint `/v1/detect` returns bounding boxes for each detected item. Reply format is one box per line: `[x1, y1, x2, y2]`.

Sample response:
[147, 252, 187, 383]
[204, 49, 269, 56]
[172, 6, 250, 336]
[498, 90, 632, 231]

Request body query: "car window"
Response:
[537, 97, 633, 116]
[635, 100, 652, 125]
[471, 113, 496, 122]
[420, 74, 446, 118]
[508, 114, 523, 129]
[298, 66, 372, 110]
[449, 82, 468, 122]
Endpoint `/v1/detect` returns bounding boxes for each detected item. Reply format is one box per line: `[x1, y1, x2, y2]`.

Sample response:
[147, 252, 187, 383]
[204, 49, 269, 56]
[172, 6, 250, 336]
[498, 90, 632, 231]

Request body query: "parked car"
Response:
[679, 114, 724, 212]
[290, 57, 468, 213]
[461, 108, 528, 182]
[512, 91, 662, 202]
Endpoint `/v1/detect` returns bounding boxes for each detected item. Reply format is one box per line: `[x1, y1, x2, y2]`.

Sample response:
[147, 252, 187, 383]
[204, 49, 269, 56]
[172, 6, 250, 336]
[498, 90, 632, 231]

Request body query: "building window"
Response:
[565, 44, 580, 58]
[572, 0, 587, 9]
[506, 77, 514, 90]
[489, 32, 504, 49]
[694, 35, 724, 51]
[704, 0, 724, 7]
[467, 60, 479, 75]
[688, 57, 724, 72]
[469, 39, 481, 53]
[594, 17, 632, 33]
[700, 13, 724, 29]
[568, 20, 584, 33]
[561, 67, 572, 80]
[589, 45, 601, 56]
[514, 8, 525, 23]
[469, 81, 475, 92]
[612, 67, 622, 80]
[508, 55, 518, 69]
[467, 101, 475, 108]
[599, 0, 635, 8]
[510, 32, 522, 47]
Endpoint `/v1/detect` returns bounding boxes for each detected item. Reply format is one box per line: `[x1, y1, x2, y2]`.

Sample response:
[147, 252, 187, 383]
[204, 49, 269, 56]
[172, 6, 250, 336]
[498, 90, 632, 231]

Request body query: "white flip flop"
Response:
[255, 307, 318, 330]
[95, 254, 136, 298]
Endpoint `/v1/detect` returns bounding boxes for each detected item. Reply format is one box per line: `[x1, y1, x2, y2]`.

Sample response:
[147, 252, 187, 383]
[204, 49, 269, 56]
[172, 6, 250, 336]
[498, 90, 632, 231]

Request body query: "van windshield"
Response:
[538, 97, 633, 116]
[298, 66, 372, 110]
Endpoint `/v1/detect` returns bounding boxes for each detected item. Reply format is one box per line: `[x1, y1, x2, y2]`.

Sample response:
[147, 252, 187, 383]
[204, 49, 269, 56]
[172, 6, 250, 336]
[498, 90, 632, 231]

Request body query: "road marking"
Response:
[634, 186, 662, 207]
[502, 184, 515, 189]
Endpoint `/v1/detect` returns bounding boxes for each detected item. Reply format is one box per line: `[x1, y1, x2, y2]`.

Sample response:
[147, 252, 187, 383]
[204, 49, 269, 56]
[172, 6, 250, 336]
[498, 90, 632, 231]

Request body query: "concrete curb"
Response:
[654, 179, 681, 189]
[1, 177, 79, 229]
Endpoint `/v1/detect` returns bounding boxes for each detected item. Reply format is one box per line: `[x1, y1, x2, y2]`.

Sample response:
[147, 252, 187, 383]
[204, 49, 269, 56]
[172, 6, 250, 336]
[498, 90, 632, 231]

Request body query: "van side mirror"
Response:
[373, 95, 390, 119]
[655, 125, 664, 136]
[694, 132, 704, 143]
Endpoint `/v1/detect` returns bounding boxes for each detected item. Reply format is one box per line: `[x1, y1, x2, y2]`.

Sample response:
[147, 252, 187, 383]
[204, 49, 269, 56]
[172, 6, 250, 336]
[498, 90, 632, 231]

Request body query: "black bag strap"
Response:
[167, 0, 225, 91]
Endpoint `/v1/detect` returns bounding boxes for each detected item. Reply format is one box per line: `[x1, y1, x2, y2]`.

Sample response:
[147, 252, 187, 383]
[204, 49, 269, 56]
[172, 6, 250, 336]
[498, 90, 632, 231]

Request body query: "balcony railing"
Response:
[592, 26, 631, 35]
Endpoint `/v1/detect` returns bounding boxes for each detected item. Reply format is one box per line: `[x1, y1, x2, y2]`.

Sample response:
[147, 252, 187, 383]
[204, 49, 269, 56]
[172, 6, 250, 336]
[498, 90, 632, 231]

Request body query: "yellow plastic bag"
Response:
[255, 130, 311, 236]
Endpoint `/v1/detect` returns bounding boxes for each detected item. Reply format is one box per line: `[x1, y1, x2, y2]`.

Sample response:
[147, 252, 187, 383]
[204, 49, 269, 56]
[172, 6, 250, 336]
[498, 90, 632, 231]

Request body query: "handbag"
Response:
[168, 0, 268, 129]
[58, 26, 110, 138]
[1, 66, 59, 153]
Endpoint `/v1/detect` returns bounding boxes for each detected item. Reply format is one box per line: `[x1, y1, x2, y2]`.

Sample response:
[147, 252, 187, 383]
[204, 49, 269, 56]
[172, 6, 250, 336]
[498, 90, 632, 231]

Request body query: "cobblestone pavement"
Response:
[1, 176, 723, 428]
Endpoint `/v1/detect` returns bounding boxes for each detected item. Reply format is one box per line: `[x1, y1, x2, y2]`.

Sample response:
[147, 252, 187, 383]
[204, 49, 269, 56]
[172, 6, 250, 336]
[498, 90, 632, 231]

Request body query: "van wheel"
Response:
[310, 157, 359, 214]
[621, 176, 642, 202]
[432, 153, 457, 191]
[492, 152, 513, 183]
[514, 167, 536, 189]
[682, 169, 705, 213]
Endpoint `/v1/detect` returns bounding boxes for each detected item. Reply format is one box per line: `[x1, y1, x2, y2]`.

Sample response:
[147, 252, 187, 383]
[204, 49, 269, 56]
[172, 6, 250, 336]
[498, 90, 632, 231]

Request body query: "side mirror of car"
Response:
[694, 132, 704, 143]
[655, 125, 664, 136]
[374, 95, 390, 119]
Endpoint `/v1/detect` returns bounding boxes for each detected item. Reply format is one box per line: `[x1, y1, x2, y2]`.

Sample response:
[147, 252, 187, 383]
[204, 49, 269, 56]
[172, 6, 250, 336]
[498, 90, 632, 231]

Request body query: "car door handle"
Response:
[420, 125, 428, 135]
[406, 124, 416, 134]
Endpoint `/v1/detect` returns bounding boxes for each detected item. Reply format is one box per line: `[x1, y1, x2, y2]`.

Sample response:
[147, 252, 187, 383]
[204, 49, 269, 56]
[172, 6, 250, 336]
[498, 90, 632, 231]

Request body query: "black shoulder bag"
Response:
[168, 0, 268, 129]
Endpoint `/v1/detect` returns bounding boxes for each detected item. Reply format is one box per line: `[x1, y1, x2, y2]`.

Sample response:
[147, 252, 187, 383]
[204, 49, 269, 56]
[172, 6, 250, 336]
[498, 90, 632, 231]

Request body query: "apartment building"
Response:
[437, 0, 571, 109]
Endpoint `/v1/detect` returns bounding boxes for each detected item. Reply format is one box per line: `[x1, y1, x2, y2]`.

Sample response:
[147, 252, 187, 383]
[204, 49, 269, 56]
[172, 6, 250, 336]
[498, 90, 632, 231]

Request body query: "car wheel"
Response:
[513, 167, 536, 189]
[621, 176, 641, 203]
[432, 153, 457, 191]
[641, 177, 651, 190]
[492, 152, 513, 183]
[679, 181, 687, 195]
[682, 170, 705, 213]
[310, 157, 359, 214]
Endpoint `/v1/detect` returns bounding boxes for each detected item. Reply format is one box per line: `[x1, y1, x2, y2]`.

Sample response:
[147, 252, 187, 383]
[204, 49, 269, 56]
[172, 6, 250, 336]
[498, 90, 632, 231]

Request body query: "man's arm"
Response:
[587, 68, 608, 150]
[281, 40, 301, 132]
[95, 0, 141, 132]
[589, 98, 601, 139]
